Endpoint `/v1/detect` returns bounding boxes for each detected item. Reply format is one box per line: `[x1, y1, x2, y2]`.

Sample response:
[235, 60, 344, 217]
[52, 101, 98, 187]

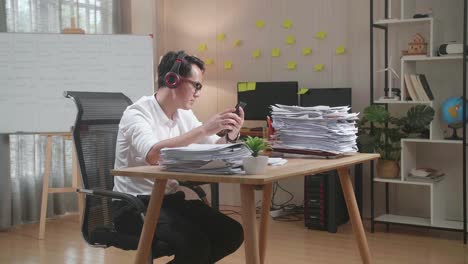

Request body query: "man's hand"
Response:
[227, 106, 244, 140]
[202, 107, 244, 136]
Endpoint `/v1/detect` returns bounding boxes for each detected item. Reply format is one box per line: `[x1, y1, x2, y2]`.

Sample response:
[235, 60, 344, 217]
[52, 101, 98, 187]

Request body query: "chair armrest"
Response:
[178, 182, 207, 200]
[77, 188, 146, 214]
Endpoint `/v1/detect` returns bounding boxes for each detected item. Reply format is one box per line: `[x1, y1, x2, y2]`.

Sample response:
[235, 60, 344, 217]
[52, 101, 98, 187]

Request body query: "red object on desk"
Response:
[266, 116, 275, 140]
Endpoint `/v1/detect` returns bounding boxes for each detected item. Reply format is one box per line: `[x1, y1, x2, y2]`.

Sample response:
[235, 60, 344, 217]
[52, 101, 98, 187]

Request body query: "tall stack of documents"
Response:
[160, 143, 252, 174]
[271, 104, 359, 155]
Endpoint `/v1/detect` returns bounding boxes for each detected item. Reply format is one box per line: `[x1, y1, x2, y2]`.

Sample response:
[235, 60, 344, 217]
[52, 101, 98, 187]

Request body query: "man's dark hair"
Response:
[157, 50, 205, 88]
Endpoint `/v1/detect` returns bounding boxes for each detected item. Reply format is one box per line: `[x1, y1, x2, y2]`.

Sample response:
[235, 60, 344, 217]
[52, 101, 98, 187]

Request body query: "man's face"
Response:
[174, 64, 203, 110]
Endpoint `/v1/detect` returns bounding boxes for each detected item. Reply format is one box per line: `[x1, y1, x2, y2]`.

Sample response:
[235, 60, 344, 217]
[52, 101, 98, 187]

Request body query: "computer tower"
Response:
[304, 170, 349, 233]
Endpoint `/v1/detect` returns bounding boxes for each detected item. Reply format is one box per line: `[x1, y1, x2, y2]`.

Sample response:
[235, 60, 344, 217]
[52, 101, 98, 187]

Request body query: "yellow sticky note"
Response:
[282, 19, 293, 29]
[285, 36, 295, 45]
[335, 45, 346, 55]
[224, 60, 232, 70]
[314, 64, 325, 72]
[287, 61, 297, 70]
[302, 47, 312, 56]
[205, 58, 214, 65]
[298, 88, 309, 95]
[252, 49, 261, 58]
[234, 39, 242, 47]
[247, 82, 256, 91]
[271, 48, 281, 57]
[217, 33, 226, 41]
[197, 43, 207, 52]
[316, 31, 327, 40]
[238, 82, 248, 92]
[256, 20, 265, 28]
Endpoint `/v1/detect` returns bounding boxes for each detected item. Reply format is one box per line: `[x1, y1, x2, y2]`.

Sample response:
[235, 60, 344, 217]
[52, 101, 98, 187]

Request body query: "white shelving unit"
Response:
[371, 0, 466, 233]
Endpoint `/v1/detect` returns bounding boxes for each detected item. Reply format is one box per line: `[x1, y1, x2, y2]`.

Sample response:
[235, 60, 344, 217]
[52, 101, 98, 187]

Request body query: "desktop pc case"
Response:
[304, 171, 349, 233]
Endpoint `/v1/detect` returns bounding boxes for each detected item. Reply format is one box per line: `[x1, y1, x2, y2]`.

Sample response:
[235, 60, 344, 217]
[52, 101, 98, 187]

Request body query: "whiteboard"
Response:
[0, 33, 154, 133]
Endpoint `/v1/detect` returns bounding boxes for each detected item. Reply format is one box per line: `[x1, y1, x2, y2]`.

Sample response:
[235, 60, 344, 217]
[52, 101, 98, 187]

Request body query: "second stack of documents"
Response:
[160, 143, 252, 174]
[271, 104, 359, 155]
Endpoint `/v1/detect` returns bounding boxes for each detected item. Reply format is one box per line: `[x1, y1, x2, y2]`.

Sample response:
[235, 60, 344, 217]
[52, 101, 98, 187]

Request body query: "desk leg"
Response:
[259, 183, 272, 264]
[337, 167, 371, 264]
[240, 184, 260, 264]
[134, 179, 167, 264]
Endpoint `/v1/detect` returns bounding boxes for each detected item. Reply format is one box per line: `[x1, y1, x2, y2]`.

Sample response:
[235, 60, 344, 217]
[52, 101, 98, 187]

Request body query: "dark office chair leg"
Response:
[210, 183, 219, 211]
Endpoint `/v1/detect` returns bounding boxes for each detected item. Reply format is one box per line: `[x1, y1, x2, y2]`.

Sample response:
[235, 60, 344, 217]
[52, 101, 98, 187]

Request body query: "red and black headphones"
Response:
[163, 52, 187, 88]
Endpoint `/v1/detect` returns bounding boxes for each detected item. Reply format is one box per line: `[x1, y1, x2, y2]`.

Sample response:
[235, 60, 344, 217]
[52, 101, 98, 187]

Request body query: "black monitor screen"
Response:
[299, 88, 352, 108]
[237, 81, 298, 120]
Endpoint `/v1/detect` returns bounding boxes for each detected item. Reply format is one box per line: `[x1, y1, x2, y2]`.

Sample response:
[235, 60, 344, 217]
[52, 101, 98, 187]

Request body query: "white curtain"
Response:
[5, 0, 116, 34]
[0, 134, 77, 229]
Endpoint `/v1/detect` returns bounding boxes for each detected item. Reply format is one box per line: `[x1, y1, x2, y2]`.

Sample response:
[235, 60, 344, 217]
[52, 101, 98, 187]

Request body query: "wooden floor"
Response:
[1, 211, 467, 264]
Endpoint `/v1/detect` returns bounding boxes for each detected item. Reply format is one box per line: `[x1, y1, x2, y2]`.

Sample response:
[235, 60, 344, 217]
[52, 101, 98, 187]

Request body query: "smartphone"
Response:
[235, 101, 247, 116]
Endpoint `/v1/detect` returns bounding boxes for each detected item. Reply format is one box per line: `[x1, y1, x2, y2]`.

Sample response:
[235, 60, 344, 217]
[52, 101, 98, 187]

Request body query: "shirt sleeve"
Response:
[120, 108, 159, 164]
[188, 111, 221, 144]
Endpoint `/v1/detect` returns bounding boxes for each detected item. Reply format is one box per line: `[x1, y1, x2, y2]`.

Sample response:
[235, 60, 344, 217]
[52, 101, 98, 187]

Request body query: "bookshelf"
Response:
[369, 0, 468, 242]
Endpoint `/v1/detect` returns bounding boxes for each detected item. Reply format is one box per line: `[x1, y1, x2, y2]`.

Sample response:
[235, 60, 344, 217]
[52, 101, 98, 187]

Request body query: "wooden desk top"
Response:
[112, 153, 379, 185]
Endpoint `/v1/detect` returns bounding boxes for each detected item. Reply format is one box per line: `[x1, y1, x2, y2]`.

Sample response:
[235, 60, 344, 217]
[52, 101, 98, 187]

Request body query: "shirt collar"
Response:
[152, 95, 179, 127]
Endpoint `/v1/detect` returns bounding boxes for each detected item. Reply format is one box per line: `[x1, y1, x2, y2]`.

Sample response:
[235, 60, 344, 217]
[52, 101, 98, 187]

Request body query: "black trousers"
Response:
[113, 191, 244, 264]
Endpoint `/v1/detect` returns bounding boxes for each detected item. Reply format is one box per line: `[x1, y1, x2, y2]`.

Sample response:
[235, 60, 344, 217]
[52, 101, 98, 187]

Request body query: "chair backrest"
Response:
[65, 91, 132, 244]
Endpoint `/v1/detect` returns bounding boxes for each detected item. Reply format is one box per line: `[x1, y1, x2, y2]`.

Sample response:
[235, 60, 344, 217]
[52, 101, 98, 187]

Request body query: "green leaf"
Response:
[363, 105, 389, 124]
[405, 105, 435, 132]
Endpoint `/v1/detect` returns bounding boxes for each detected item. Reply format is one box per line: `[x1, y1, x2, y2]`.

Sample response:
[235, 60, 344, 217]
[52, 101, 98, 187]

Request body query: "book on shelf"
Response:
[404, 74, 420, 101]
[404, 74, 433, 102]
[410, 74, 431, 101]
[407, 168, 445, 183]
[418, 74, 434, 100]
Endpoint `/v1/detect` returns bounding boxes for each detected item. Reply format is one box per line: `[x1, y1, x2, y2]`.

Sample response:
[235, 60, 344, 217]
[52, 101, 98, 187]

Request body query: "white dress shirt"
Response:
[113, 95, 220, 196]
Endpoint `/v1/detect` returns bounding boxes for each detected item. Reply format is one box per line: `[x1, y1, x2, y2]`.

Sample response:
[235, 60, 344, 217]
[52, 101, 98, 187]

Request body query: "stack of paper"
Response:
[271, 104, 359, 155]
[160, 143, 252, 174]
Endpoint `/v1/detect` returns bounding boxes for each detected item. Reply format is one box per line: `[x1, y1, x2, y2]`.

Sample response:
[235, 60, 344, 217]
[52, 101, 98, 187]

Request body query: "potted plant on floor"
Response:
[243, 136, 270, 174]
[357, 105, 434, 178]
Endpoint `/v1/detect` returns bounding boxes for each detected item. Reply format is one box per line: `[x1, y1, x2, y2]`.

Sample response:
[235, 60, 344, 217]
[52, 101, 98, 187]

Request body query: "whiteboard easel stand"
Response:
[38, 132, 83, 240]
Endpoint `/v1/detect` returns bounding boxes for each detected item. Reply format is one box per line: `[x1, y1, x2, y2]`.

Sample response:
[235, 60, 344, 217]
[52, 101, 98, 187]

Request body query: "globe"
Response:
[441, 97, 468, 139]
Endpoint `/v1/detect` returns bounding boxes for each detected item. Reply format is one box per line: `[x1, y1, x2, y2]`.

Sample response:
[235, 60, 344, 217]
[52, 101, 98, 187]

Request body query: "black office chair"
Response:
[65, 91, 219, 262]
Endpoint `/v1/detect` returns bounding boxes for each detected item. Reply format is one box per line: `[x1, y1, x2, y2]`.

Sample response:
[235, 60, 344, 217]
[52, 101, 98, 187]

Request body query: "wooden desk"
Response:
[112, 153, 379, 264]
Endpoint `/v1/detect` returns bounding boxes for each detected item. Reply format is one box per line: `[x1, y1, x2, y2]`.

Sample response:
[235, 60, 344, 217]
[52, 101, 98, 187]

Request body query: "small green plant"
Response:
[244, 136, 269, 157]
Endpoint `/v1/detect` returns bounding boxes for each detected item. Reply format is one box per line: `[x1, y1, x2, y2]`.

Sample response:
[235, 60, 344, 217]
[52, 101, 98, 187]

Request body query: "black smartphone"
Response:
[235, 101, 247, 116]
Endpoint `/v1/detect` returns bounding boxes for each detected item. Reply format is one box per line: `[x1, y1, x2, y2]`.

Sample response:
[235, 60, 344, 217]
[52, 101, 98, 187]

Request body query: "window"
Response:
[4, 0, 116, 34]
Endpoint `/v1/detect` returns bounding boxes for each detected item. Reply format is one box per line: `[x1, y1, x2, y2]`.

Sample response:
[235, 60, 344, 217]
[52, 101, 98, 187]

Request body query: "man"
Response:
[113, 51, 245, 264]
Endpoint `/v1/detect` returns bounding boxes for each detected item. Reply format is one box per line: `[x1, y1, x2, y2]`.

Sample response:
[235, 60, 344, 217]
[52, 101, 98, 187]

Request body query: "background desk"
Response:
[113, 153, 379, 264]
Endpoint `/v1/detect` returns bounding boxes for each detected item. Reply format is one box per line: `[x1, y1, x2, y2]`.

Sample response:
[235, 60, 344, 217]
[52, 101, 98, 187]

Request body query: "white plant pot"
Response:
[242, 156, 269, 175]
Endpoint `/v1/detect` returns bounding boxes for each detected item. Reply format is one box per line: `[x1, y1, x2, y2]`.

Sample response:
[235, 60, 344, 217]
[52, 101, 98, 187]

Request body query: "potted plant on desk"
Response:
[243, 136, 270, 174]
[357, 105, 434, 178]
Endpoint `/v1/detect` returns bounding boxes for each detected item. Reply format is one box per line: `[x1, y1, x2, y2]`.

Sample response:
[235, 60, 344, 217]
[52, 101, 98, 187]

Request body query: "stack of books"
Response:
[407, 168, 445, 183]
[160, 143, 251, 174]
[403, 74, 434, 101]
[270, 104, 359, 156]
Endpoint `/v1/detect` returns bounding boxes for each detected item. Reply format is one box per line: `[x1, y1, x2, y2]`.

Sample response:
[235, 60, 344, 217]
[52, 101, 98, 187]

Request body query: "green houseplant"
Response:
[243, 136, 270, 174]
[357, 105, 435, 178]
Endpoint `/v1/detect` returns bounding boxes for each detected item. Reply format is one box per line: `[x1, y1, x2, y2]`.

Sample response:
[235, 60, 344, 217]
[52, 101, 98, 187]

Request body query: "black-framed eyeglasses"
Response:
[182, 78, 203, 92]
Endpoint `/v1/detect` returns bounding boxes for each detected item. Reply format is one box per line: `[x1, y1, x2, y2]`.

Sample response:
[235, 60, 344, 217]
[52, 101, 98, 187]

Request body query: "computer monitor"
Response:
[299, 88, 352, 108]
[237, 81, 298, 121]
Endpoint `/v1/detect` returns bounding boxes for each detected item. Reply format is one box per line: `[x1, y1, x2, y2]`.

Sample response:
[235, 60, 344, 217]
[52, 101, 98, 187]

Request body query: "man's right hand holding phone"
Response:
[202, 106, 244, 138]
